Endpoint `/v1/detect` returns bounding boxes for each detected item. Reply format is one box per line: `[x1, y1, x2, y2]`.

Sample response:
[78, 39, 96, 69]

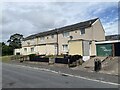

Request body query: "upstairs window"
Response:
[24, 48, 27, 52]
[40, 37, 45, 41]
[31, 40, 35, 44]
[31, 47, 34, 52]
[27, 42, 30, 46]
[51, 34, 54, 39]
[80, 28, 85, 35]
[63, 32, 69, 37]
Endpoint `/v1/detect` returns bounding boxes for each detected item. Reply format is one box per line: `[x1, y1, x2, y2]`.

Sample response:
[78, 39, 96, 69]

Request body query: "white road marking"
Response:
[3, 63, 120, 86]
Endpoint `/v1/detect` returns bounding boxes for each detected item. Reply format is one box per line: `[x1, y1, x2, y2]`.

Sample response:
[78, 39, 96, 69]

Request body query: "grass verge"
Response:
[0, 55, 14, 63]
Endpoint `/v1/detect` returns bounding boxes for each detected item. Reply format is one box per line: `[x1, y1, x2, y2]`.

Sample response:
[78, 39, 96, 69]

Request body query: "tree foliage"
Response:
[7, 33, 23, 49]
[0, 42, 13, 56]
[1, 33, 23, 56]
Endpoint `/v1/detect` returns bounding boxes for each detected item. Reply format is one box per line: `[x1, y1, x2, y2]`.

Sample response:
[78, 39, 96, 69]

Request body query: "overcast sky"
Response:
[1, 2, 119, 43]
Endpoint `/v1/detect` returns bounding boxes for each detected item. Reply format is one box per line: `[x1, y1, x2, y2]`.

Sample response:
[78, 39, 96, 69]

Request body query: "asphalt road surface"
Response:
[2, 63, 119, 88]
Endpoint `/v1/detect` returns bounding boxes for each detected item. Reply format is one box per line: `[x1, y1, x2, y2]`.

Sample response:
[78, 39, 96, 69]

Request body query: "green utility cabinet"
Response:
[96, 44, 113, 56]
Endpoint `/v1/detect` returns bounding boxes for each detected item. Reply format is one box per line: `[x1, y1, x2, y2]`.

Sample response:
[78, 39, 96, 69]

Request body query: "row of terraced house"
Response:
[14, 18, 106, 61]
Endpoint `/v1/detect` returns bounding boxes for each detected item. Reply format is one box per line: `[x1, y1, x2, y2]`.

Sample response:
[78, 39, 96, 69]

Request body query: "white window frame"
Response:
[40, 37, 45, 41]
[31, 47, 34, 52]
[24, 48, 27, 52]
[63, 32, 69, 38]
[51, 34, 54, 39]
[31, 39, 35, 44]
[62, 44, 68, 51]
[80, 28, 85, 35]
[27, 42, 30, 46]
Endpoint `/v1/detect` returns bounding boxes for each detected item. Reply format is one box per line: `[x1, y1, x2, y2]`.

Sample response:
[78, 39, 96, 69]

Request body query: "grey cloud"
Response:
[2, 2, 118, 43]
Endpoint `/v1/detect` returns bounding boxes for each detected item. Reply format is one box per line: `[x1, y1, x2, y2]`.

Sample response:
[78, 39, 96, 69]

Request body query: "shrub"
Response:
[29, 54, 36, 57]
[28, 54, 36, 61]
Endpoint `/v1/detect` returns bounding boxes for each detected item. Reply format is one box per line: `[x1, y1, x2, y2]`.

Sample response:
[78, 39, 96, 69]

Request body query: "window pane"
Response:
[40, 37, 44, 41]
[24, 48, 27, 52]
[27, 42, 30, 46]
[51, 35, 54, 38]
[63, 45, 68, 51]
[63, 32, 69, 37]
[80, 28, 85, 35]
[31, 48, 34, 52]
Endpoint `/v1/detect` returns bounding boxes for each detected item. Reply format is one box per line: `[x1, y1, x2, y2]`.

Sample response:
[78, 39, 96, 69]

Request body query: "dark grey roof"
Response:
[105, 34, 120, 41]
[23, 18, 98, 41]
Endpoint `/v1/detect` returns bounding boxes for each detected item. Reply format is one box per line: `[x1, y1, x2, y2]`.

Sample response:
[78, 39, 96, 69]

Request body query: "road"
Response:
[2, 63, 119, 88]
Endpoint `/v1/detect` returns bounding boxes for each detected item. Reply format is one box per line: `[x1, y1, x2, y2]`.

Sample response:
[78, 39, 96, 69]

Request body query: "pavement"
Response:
[73, 57, 119, 76]
[2, 63, 119, 88]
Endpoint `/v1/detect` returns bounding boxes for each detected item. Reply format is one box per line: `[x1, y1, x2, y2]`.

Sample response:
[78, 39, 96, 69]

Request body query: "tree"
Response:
[0, 42, 13, 56]
[0, 42, 2, 56]
[7, 33, 23, 49]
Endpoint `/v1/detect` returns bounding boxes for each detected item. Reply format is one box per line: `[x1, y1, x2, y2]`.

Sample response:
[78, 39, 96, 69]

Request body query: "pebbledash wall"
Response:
[14, 18, 105, 61]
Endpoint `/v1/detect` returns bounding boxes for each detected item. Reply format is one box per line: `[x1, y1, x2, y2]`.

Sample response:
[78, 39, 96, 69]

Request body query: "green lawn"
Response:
[0, 55, 22, 63]
[0, 55, 13, 63]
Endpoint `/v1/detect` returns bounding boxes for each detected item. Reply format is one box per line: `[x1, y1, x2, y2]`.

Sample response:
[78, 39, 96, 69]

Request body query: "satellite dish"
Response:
[69, 36, 73, 40]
